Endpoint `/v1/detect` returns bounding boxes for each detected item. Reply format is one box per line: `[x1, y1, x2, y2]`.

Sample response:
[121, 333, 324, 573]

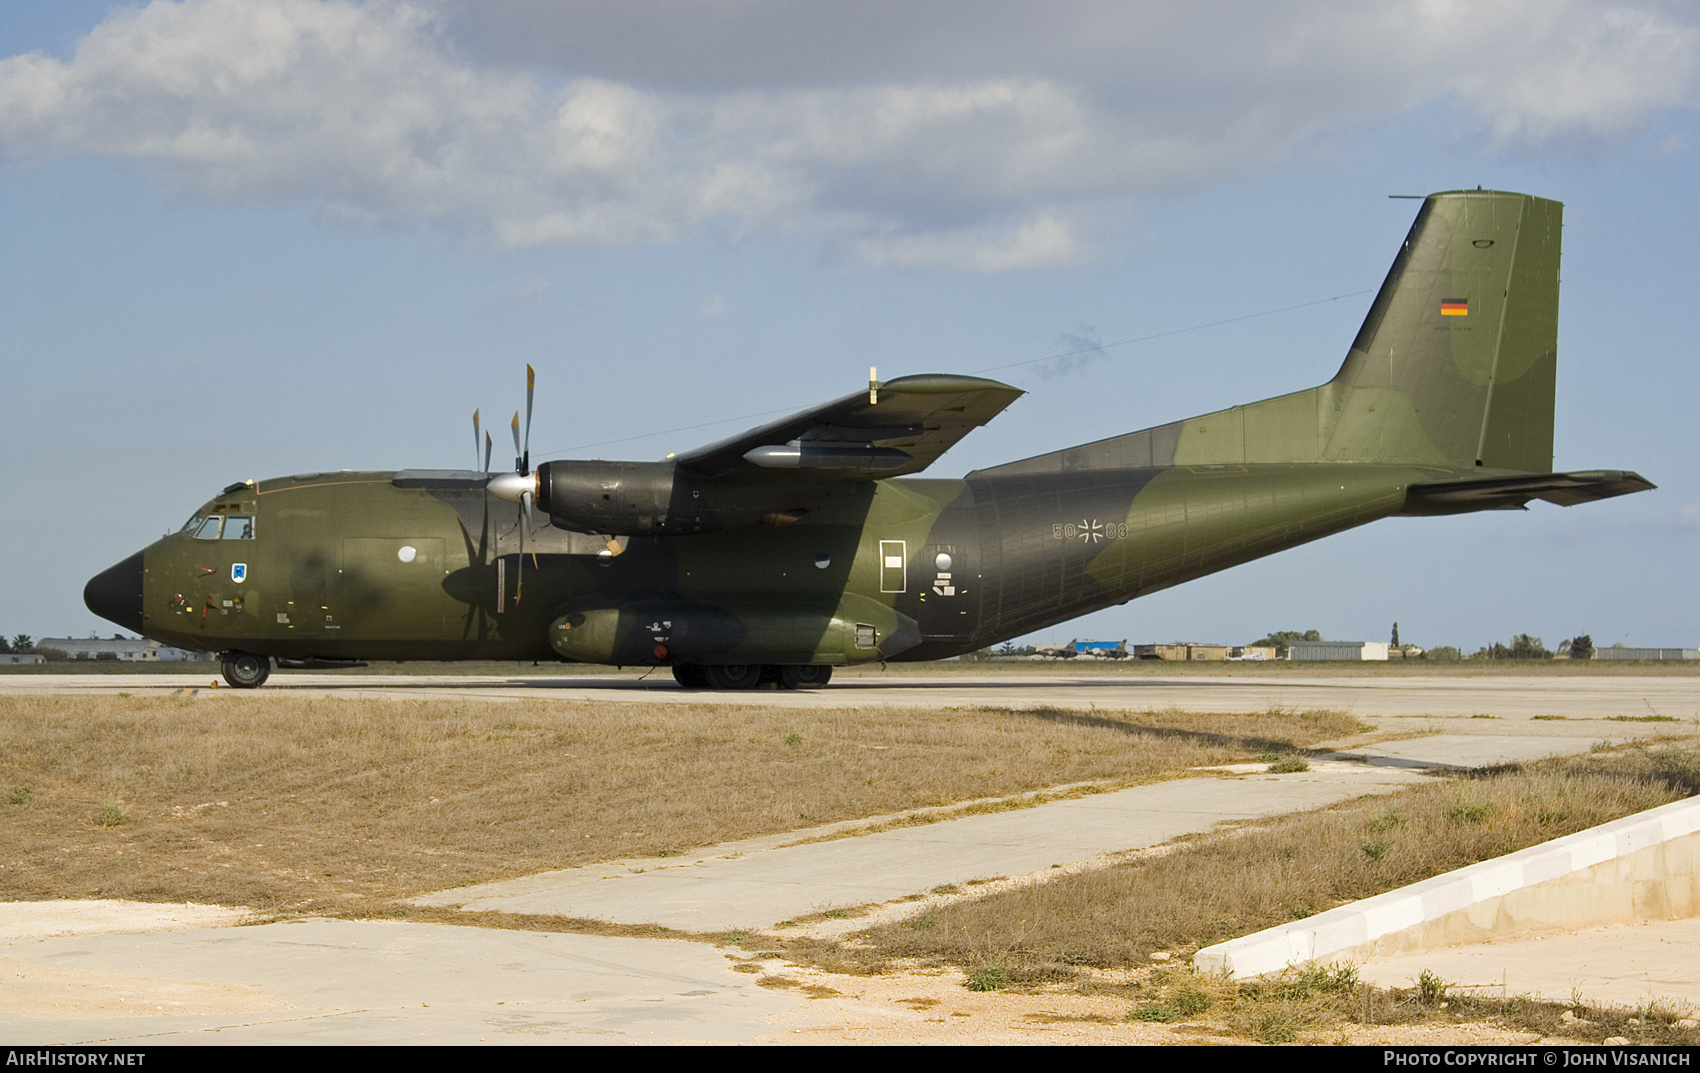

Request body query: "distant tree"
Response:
[1475, 634, 1551, 660]
[34, 646, 67, 662]
[10, 634, 33, 653]
[1422, 646, 1462, 661]
[1391, 622, 1400, 647]
[1249, 630, 1324, 658]
[1568, 635, 1595, 660]
[1511, 634, 1549, 659]
[0, 636, 9, 654]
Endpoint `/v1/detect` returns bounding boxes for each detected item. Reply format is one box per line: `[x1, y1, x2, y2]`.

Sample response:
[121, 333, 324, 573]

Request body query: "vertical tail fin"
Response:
[970, 190, 1563, 479]
[1321, 190, 1560, 470]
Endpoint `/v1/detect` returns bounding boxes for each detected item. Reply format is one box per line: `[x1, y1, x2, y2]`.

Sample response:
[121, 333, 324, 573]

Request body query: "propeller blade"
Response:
[472, 409, 481, 473]
[483, 431, 493, 475]
[522, 490, 535, 558]
[510, 411, 522, 473]
[516, 488, 534, 603]
[523, 364, 535, 475]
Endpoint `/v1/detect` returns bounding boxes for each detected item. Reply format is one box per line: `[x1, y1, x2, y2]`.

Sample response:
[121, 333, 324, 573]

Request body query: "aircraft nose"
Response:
[84, 551, 145, 634]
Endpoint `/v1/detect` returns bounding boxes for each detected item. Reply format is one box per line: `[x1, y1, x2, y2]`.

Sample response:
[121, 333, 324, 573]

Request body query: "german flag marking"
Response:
[1440, 298, 1469, 316]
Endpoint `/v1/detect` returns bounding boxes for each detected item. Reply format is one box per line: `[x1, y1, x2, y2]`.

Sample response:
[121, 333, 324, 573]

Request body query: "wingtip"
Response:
[881, 373, 1023, 395]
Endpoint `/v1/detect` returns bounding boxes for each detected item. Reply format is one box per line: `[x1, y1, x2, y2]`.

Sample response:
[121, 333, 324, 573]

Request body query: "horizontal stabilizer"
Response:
[1400, 470, 1655, 515]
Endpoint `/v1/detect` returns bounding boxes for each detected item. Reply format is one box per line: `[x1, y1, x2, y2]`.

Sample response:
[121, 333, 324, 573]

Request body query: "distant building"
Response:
[1135, 643, 1276, 662]
[1287, 641, 1390, 661]
[37, 637, 211, 662]
[0, 653, 45, 665]
[1592, 647, 1699, 661]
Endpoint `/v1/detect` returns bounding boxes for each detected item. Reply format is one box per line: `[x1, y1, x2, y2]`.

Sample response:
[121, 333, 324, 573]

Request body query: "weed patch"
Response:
[967, 965, 1009, 991]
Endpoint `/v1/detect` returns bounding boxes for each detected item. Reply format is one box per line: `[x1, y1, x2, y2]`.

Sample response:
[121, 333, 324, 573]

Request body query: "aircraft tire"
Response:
[220, 651, 273, 689]
[777, 665, 832, 690]
[703, 664, 761, 690]
[672, 664, 709, 689]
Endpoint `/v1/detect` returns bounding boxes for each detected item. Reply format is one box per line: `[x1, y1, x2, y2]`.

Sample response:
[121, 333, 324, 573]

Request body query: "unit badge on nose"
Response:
[232, 563, 248, 583]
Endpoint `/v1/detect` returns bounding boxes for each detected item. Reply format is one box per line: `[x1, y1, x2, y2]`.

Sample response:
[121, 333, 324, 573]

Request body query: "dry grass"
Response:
[0, 693, 1358, 914]
[785, 746, 1700, 983]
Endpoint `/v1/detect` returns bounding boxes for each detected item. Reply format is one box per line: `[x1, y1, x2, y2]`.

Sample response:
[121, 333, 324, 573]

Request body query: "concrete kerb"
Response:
[1194, 795, 1700, 979]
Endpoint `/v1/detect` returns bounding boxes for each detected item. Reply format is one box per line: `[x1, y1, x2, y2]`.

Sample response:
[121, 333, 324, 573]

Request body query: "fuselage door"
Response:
[879, 540, 907, 593]
[181, 511, 257, 630]
[916, 542, 977, 644]
[338, 537, 448, 639]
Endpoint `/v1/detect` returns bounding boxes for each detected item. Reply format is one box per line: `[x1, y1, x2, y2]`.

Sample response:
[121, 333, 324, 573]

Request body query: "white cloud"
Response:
[853, 210, 1095, 272]
[1, 0, 1695, 269]
[1416, 1, 1699, 144]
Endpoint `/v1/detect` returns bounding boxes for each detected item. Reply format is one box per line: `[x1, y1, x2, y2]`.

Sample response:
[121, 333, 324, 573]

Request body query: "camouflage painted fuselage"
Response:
[130, 462, 1435, 666]
[89, 190, 1653, 671]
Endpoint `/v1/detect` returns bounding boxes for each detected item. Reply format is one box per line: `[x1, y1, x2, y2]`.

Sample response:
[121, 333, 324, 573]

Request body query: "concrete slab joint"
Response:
[1195, 796, 1700, 979]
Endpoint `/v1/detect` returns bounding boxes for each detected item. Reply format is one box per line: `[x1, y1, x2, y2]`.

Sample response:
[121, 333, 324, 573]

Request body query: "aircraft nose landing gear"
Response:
[220, 651, 273, 689]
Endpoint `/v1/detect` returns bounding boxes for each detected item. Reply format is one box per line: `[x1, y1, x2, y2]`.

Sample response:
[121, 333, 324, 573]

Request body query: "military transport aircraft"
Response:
[85, 190, 1653, 689]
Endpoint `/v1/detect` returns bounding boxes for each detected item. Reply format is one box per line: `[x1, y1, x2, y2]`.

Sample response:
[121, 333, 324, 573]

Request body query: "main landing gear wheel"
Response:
[220, 651, 273, 689]
[703, 664, 762, 690]
[671, 664, 709, 689]
[777, 665, 832, 690]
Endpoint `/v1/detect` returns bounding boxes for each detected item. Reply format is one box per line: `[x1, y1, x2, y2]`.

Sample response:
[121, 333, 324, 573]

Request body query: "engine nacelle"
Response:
[536, 460, 686, 535]
[535, 458, 857, 536]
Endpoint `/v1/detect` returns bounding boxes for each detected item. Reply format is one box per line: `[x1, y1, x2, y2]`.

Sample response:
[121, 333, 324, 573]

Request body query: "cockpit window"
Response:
[224, 515, 255, 539]
[180, 514, 205, 534]
[194, 516, 224, 540]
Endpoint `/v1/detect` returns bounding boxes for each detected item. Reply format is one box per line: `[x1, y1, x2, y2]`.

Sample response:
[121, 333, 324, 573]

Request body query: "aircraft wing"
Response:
[674, 374, 1024, 481]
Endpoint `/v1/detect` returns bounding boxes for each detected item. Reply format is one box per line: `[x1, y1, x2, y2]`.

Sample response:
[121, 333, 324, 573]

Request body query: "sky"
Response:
[2, 0, 1697, 653]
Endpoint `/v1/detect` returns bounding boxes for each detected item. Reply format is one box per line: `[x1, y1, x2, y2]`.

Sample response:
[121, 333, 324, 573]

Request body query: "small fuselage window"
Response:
[194, 516, 224, 540]
[224, 515, 255, 539]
